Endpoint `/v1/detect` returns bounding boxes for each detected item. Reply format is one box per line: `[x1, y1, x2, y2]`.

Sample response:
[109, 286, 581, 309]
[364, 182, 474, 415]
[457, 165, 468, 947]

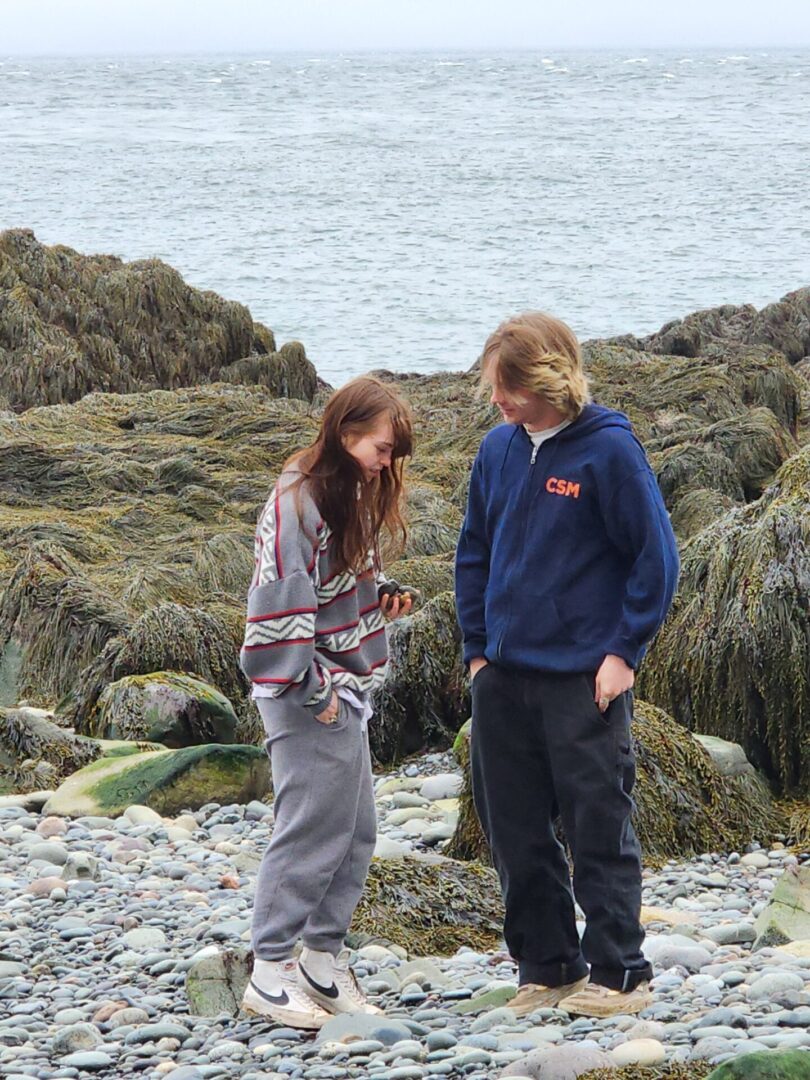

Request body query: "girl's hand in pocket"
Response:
[316, 692, 339, 724]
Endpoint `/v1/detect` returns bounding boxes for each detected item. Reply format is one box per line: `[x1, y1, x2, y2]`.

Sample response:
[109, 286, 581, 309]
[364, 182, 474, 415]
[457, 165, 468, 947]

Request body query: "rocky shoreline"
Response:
[1, 753, 809, 1080]
[1, 230, 809, 1079]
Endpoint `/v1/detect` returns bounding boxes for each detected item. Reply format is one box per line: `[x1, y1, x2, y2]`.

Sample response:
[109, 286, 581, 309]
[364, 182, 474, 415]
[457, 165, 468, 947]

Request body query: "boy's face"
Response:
[486, 373, 549, 430]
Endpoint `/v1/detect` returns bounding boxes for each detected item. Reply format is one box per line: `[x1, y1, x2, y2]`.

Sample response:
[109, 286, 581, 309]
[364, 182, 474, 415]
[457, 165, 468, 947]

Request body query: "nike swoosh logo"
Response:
[299, 964, 339, 999]
[249, 980, 289, 1006]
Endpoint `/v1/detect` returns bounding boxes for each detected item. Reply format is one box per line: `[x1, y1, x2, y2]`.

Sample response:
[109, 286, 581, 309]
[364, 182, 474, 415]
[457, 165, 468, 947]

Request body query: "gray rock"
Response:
[316, 1013, 413, 1045]
[59, 1051, 114, 1070]
[653, 945, 713, 972]
[501, 1043, 613, 1079]
[51, 1023, 102, 1055]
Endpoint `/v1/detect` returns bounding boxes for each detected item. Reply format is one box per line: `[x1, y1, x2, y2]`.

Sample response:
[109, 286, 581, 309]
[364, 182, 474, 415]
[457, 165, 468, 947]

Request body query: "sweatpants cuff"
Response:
[518, 957, 589, 988]
[301, 934, 345, 956]
[589, 963, 653, 991]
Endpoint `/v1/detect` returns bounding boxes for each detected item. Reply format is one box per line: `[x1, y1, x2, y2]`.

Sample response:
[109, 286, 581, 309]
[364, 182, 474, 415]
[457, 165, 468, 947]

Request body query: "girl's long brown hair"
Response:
[286, 376, 413, 576]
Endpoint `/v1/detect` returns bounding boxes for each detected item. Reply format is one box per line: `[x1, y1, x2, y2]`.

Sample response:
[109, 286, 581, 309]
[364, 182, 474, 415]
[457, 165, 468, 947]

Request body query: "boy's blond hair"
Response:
[480, 312, 591, 421]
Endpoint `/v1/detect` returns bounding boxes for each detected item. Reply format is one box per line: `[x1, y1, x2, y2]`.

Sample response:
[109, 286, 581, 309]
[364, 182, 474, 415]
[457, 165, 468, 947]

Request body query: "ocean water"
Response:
[2, 49, 809, 384]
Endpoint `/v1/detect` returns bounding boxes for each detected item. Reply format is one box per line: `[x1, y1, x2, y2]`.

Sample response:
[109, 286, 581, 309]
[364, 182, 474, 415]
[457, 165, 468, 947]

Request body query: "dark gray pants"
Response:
[471, 663, 652, 991]
[251, 695, 377, 961]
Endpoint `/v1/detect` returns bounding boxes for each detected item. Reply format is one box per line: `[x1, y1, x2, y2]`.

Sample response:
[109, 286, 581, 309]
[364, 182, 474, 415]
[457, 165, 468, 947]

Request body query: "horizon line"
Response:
[3, 43, 809, 60]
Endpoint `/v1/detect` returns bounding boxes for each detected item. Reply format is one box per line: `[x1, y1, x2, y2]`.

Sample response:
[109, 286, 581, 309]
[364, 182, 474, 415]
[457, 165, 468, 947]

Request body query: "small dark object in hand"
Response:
[378, 579, 423, 607]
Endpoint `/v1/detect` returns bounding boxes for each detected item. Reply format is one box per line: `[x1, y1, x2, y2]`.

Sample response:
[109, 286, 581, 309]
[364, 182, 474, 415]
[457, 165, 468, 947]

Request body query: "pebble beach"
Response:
[2, 751, 808, 1080]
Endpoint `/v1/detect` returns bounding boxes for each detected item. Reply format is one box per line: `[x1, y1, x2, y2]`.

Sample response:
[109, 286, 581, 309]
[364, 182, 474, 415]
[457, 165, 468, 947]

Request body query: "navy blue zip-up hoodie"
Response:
[455, 404, 679, 673]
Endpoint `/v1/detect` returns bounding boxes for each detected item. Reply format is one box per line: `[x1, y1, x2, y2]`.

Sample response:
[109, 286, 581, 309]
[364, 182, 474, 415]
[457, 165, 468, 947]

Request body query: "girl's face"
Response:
[343, 414, 395, 482]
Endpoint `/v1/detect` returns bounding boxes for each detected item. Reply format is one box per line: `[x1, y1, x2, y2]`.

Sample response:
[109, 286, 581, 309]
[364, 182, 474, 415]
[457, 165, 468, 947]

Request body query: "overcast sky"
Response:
[2, 0, 810, 54]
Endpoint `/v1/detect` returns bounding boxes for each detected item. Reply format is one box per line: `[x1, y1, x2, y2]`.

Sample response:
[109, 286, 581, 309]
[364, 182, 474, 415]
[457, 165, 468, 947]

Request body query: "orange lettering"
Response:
[545, 476, 581, 499]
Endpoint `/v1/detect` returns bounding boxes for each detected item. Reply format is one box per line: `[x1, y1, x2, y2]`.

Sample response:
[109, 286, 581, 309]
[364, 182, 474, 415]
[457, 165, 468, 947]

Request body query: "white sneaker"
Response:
[242, 958, 330, 1029]
[297, 947, 383, 1015]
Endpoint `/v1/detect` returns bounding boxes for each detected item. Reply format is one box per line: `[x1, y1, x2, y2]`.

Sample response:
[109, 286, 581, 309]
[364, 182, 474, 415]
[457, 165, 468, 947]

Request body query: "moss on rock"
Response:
[43, 742, 271, 817]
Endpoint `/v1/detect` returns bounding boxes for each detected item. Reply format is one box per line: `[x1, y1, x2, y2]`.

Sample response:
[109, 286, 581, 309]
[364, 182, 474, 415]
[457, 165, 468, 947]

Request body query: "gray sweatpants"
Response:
[251, 694, 377, 960]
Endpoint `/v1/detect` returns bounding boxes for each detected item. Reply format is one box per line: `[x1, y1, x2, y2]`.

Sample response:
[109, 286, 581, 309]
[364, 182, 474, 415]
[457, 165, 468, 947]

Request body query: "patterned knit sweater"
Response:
[240, 472, 389, 717]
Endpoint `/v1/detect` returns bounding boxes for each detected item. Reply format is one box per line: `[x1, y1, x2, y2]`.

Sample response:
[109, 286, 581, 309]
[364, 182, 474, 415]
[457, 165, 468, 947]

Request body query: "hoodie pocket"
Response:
[506, 595, 575, 657]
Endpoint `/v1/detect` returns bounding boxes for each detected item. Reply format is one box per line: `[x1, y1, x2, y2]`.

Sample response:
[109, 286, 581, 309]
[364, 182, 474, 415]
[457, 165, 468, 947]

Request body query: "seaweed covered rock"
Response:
[352, 854, 503, 955]
[0, 705, 100, 794]
[446, 701, 778, 864]
[70, 603, 249, 735]
[87, 671, 238, 747]
[0, 384, 320, 721]
[370, 592, 468, 763]
[584, 344, 804, 440]
[0, 229, 318, 409]
[43, 743, 270, 818]
[641, 287, 810, 365]
[639, 445, 810, 794]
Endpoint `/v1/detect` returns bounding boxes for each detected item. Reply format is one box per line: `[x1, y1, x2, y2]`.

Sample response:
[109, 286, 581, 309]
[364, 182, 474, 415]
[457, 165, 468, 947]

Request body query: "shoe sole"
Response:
[558, 990, 654, 1018]
[296, 983, 383, 1016]
[241, 987, 328, 1029]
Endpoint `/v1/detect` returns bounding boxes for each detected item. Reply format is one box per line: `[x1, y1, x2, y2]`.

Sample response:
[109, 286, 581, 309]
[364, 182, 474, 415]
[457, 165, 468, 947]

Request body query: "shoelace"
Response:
[333, 960, 368, 1006]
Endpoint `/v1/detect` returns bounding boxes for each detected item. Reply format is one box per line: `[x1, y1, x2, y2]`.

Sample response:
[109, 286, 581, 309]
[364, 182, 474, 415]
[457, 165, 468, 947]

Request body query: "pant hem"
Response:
[518, 957, 589, 988]
[588, 964, 653, 991]
[302, 936, 344, 956]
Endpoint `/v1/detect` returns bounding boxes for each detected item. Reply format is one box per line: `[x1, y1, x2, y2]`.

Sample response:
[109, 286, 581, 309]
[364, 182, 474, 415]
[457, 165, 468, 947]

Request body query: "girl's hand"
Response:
[380, 591, 413, 620]
[316, 691, 339, 724]
[595, 654, 634, 712]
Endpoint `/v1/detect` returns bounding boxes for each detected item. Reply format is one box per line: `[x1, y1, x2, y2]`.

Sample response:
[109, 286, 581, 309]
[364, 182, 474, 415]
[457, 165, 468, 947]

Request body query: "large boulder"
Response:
[70, 603, 250, 737]
[639, 444, 810, 795]
[753, 864, 810, 950]
[87, 671, 237, 747]
[0, 228, 318, 410]
[42, 743, 270, 818]
[446, 700, 778, 863]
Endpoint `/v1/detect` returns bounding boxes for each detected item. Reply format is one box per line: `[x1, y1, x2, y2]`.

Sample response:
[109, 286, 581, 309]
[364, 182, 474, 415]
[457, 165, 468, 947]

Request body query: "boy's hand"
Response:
[595, 654, 634, 712]
[469, 657, 489, 680]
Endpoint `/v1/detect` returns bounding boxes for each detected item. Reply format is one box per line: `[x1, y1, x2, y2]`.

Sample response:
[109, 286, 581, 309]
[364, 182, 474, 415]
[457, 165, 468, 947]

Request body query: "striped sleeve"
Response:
[240, 479, 333, 717]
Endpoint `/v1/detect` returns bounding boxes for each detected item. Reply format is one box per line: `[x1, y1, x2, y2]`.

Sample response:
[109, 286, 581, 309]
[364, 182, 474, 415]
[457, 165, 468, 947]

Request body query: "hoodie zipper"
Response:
[497, 434, 542, 659]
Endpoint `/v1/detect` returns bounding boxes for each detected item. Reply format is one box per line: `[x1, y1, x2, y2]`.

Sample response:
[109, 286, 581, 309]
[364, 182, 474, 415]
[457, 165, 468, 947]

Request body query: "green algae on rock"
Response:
[0, 229, 318, 410]
[704, 1050, 810, 1080]
[639, 445, 810, 795]
[446, 701, 779, 864]
[88, 671, 238, 747]
[43, 743, 271, 818]
[352, 854, 503, 955]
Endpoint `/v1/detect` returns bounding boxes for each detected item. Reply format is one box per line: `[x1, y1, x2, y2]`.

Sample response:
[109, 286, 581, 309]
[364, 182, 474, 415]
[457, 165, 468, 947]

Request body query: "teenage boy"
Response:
[455, 312, 679, 1018]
